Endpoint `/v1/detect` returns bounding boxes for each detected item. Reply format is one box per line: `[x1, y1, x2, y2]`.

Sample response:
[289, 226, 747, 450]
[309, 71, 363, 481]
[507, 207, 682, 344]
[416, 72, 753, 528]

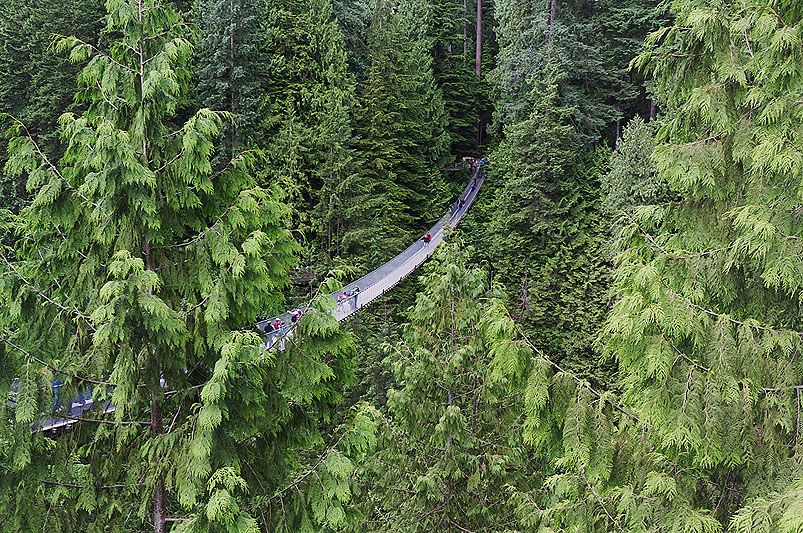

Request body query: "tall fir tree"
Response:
[601, 115, 665, 219]
[353, 243, 529, 532]
[194, 0, 264, 160]
[352, 0, 450, 265]
[428, 0, 481, 157]
[262, 0, 360, 263]
[331, 0, 372, 80]
[484, 44, 611, 380]
[0, 1, 375, 530]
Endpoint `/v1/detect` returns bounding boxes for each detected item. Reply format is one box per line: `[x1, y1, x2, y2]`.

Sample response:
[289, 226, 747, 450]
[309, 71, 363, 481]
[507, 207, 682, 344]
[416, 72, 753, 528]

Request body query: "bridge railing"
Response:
[259, 166, 484, 348]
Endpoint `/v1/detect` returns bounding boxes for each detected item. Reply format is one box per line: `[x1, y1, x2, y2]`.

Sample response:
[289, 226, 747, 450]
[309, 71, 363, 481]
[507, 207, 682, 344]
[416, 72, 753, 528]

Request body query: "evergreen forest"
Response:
[2, 0, 803, 531]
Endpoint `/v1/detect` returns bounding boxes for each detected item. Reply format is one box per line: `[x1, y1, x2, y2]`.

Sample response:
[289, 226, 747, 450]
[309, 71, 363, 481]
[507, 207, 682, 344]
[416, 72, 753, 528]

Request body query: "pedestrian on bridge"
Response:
[421, 232, 432, 246]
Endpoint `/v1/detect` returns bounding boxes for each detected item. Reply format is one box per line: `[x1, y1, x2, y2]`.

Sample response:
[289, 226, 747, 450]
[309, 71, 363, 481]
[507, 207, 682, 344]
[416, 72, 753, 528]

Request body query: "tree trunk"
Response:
[547, 0, 557, 42]
[475, 0, 482, 80]
[649, 99, 657, 120]
[463, 0, 467, 54]
[229, 0, 236, 153]
[151, 392, 166, 533]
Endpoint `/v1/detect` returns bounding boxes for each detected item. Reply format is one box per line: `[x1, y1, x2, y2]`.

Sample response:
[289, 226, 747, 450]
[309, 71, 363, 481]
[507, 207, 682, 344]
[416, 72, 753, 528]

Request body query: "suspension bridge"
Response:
[35, 165, 485, 433]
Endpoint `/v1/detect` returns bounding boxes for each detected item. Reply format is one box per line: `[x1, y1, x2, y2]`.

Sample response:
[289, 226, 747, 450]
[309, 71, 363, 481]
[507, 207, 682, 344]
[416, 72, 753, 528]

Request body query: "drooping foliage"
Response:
[606, 0, 803, 528]
[0, 1, 374, 530]
[354, 243, 529, 531]
[10, 0, 803, 531]
[483, 1, 803, 531]
[0, 0, 104, 219]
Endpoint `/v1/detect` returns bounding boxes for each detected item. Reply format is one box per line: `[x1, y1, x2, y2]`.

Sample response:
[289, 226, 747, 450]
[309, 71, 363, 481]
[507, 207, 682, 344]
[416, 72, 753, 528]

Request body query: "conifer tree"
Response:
[428, 0, 481, 156]
[604, 0, 803, 528]
[353, 0, 450, 263]
[601, 115, 664, 218]
[332, 0, 372, 79]
[194, 0, 263, 160]
[0, 1, 373, 530]
[495, 1, 803, 530]
[485, 45, 610, 378]
[354, 243, 528, 531]
[262, 0, 359, 261]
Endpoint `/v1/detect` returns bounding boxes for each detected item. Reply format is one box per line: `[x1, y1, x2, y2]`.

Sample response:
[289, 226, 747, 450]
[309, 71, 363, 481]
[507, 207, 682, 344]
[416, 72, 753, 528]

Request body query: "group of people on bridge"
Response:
[265, 307, 305, 334]
[336, 286, 360, 308]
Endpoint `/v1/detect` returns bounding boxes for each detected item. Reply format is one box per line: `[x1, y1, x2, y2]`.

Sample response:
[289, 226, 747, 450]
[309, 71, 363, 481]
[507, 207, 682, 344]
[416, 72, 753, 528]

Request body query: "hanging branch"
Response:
[510, 318, 641, 422]
[1, 464, 140, 490]
[578, 464, 624, 532]
[627, 215, 803, 338]
[4, 114, 101, 210]
[165, 182, 266, 250]
[0, 249, 97, 332]
[0, 330, 114, 386]
[262, 415, 358, 504]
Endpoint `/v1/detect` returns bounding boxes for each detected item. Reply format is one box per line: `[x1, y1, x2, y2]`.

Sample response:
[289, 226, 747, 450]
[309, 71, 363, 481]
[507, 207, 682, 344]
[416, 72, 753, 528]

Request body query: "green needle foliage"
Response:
[0, 1, 372, 530]
[487, 0, 803, 529]
[601, 115, 666, 220]
[428, 0, 481, 157]
[194, 0, 264, 161]
[354, 243, 530, 532]
[486, 43, 611, 381]
[261, 0, 360, 262]
[0, 0, 104, 225]
[352, 0, 450, 264]
[602, 0, 803, 529]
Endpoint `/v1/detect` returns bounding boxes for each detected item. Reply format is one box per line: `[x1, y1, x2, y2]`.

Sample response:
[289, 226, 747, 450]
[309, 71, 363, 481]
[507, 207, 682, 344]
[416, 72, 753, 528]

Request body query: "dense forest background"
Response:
[1, 0, 803, 531]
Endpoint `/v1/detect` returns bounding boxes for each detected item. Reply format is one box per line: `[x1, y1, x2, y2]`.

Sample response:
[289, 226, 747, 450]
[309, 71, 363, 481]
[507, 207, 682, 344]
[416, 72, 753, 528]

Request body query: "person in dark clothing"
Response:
[421, 232, 432, 245]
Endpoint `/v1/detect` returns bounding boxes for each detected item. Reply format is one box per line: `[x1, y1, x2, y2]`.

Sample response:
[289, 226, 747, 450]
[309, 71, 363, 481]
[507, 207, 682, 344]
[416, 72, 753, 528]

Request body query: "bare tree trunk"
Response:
[463, 0, 467, 54]
[475, 0, 482, 80]
[229, 0, 236, 153]
[547, 0, 557, 42]
[152, 392, 166, 533]
[649, 99, 657, 120]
